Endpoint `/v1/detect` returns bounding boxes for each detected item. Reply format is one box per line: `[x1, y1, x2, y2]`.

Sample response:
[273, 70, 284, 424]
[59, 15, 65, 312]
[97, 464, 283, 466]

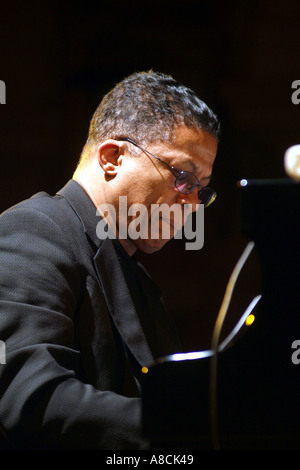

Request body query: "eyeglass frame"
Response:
[118, 137, 217, 207]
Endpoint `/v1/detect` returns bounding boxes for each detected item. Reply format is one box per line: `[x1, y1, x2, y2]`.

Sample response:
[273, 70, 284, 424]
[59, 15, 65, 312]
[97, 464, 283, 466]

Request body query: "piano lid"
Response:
[142, 178, 300, 450]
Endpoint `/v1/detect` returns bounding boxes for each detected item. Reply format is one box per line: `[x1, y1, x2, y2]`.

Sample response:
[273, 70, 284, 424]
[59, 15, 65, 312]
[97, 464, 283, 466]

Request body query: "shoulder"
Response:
[2, 190, 76, 225]
[0, 190, 87, 262]
[0, 185, 88, 237]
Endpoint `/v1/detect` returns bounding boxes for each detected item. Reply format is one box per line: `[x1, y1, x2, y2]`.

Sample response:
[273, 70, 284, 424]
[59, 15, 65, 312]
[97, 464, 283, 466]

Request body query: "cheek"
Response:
[125, 179, 152, 206]
[124, 166, 177, 214]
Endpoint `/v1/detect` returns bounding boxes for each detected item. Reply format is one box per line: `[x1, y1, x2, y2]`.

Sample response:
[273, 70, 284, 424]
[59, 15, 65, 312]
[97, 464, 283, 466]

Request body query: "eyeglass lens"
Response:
[198, 187, 216, 207]
[176, 172, 216, 207]
[176, 172, 198, 194]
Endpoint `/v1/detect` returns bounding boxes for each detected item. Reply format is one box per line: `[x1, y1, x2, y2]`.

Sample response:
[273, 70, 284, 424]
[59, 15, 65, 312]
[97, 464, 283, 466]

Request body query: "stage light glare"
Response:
[245, 314, 255, 326]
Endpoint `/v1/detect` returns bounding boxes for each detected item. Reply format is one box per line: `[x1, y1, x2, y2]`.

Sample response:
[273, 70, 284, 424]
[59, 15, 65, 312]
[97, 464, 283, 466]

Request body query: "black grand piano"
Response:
[142, 179, 300, 450]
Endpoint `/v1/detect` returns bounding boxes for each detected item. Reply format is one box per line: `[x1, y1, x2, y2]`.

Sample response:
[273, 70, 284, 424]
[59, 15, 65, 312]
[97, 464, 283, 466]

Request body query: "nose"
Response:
[176, 189, 199, 212]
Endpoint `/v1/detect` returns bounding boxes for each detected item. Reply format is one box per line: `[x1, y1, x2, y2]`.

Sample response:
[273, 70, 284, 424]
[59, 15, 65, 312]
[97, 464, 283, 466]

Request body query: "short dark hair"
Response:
[84, 70, 220, 153]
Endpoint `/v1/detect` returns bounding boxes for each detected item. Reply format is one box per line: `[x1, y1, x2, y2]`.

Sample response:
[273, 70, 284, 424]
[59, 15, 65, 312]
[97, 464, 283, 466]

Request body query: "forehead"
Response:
[148, 126, 218, 174]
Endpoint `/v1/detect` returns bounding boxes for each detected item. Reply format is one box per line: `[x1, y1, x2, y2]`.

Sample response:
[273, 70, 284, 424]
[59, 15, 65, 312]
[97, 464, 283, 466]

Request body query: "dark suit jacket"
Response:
[0, 180, 180, 450]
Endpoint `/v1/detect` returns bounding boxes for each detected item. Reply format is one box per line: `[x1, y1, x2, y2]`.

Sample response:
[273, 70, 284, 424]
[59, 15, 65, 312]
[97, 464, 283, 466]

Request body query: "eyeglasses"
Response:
[119, 137, 217, 208]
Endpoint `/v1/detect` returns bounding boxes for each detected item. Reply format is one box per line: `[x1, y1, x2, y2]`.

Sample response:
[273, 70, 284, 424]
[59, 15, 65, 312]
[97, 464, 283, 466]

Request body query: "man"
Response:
[0, 71, 220, 449]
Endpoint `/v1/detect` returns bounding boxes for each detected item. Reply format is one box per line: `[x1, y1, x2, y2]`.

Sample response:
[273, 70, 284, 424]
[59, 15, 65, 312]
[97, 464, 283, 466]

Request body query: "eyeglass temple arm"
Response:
[119, 137, 180, 176]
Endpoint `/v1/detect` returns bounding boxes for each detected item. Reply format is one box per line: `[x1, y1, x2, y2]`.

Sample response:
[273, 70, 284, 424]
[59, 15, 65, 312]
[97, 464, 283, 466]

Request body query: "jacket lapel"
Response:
[57, 180, 154, 370]
[93, 237, 154, 369]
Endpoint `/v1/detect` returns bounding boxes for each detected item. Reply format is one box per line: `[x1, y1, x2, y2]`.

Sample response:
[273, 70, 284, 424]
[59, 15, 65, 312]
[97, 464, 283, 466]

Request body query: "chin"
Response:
[134, 237, 171, 254]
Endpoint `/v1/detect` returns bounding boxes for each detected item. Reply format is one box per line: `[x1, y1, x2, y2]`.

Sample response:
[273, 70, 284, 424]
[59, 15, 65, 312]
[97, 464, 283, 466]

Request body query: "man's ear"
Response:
[97, 140, 123, 177]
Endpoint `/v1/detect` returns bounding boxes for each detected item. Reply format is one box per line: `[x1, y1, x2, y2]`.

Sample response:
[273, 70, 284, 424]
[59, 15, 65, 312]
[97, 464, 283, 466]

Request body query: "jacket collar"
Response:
[56, 179, 102, 249]
[57, 179, 154, 369]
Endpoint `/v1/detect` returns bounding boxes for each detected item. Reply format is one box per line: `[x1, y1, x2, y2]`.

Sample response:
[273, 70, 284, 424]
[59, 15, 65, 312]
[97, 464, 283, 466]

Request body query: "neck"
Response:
[72, 172, 137, 256]
[72, 173, 100, 209]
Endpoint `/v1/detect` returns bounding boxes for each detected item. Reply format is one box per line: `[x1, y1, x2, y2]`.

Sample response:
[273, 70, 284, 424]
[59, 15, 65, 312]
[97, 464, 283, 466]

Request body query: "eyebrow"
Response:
[185, 160, 212, 182]
[200, 175, 212, 181]
[183, 159, 196, 173]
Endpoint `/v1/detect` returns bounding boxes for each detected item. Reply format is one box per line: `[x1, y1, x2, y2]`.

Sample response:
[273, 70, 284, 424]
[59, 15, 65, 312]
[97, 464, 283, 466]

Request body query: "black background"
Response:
[1, 0, 299, 351]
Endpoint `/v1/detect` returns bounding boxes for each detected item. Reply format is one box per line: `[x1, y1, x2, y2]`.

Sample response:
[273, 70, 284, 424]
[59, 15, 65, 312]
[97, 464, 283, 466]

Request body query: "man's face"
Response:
[116, 126, 218, 254]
